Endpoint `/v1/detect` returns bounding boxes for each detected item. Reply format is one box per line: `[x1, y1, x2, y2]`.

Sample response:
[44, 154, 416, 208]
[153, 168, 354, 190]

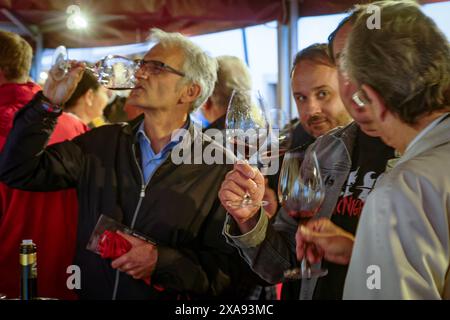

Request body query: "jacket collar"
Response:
[126, 114, 145, 135]
[123, 114, 196, 144]
[397, 113, 450, 165]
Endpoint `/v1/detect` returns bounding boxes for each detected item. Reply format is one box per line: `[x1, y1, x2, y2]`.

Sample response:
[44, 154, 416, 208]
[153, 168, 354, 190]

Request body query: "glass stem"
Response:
[302, 246, 312, 279]
[242, 192, 252, 206]
[85, 66, 97, 74]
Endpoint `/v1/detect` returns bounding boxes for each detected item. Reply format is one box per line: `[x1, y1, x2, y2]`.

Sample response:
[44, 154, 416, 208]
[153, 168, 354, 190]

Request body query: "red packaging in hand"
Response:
[97, 230, 151, 286]
[97, 230, 132, 259]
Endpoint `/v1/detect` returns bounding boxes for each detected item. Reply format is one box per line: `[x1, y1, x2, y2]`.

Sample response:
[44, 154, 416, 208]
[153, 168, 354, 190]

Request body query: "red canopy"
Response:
[0, 0, 447, 48]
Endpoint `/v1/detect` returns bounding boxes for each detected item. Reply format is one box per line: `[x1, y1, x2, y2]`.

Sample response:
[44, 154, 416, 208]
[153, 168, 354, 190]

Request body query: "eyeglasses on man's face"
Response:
[135, 59, 185, 77]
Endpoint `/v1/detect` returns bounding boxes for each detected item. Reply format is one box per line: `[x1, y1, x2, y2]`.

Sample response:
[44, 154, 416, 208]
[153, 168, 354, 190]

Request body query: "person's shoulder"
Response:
[378, 156, 447, 202]
[329, 121, 357, 138]
[369, 164, 449, 236]
[391, 145, 450, 186]
[72, 122, 131, 145]
[88, 121, 127, 131]
[315, 122, 355, 142]
[309, 122, 355, 150]
[50, 113, 88, 143]
[180, 127, 234, 171]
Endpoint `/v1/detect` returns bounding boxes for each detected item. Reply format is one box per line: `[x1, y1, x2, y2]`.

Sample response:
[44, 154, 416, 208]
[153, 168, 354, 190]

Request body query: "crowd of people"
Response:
[0, 0, 449, 300]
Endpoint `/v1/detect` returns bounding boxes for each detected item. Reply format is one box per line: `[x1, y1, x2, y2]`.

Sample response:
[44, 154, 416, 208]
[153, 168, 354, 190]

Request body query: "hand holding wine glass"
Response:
[278, 150, 327, 280]
[44, 60, 85, 105]
[296, 218, 355, 266]
[218, 161, 266, 233]
[44, 45, 142, 105]
[51, 45, 139, 90]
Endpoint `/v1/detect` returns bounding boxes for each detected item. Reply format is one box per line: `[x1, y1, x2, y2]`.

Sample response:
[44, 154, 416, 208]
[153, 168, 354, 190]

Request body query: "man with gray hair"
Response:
[299, 0, 450, 299]
[0, 28, 254, 299]
[343, 0, 450, 299]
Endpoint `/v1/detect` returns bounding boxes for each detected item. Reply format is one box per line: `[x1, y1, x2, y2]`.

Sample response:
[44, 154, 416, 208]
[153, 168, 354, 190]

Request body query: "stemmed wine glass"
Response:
[51, 45, 138, 90]
[268, 108, 290, 147]
[260, 107, 293, 162]
[278, 149, 328, 280]
[225, 89, 270, 208]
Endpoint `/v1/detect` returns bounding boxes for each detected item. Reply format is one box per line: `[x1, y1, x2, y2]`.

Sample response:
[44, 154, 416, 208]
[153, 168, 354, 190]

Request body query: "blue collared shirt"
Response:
[136, 119, 188, 184]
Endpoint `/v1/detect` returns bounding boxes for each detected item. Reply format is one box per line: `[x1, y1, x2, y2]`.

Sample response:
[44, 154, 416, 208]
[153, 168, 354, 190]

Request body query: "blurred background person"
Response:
[63, 70, 109, 129]
[0, 31, 40, 149]
[0, 30, 91, 299]
[103, 93, 129, 123]
[202, 55, 252, 130]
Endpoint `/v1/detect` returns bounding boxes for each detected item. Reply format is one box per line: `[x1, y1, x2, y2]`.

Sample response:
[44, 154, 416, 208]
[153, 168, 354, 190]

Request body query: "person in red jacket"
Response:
[0, 30, 88, 299]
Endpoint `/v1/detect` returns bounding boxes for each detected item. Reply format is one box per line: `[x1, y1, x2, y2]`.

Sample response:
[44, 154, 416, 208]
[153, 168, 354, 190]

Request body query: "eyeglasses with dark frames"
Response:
[135, 59, 185, 77]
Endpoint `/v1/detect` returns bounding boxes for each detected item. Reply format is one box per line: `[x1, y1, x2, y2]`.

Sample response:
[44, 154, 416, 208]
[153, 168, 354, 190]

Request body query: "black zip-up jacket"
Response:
[0, 92, 258, 300]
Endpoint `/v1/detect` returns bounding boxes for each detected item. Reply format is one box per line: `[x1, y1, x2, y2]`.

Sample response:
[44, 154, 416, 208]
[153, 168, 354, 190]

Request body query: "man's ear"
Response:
[83, 88, 95, 107]
[180, 83, 201, 104]
[203, 98, 213, 111]
[362, 84, 388, 122]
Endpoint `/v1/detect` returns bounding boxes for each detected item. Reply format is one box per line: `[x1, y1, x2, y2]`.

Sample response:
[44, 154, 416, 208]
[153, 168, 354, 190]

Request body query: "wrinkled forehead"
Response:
[292, 60, 338, 84]
[291, 64, 339, 96]
[144, 43, 185, 67]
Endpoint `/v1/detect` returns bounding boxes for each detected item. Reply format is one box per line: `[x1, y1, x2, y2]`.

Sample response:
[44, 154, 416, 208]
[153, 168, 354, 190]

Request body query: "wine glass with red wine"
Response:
[278, 149, 327, 279]
[258, 107, 293, 163]
[225, 89, 270, 208]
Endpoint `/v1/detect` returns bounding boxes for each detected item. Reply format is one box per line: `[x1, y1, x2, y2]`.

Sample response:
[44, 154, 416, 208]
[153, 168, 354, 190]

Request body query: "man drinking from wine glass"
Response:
[219, 9, 397, 300]
[0, 28, 264, 300]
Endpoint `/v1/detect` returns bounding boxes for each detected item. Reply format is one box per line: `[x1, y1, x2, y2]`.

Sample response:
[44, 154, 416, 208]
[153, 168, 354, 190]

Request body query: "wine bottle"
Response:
[20, 239, 37, 300]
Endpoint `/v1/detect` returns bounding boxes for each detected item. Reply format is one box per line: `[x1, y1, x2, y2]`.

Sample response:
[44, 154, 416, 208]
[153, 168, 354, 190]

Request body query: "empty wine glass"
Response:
[278, 150, 327, 280]
[268, 107, 288, 138]
[259, 107, 293, 162]
[52, 46, 70, 81]
[225, 89, 270, 208]
[51, 45, 138, 90]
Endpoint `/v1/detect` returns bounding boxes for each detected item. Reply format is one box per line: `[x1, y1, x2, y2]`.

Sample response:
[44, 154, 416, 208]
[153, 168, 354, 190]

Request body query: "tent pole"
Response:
[288, 0, 299, 121]
[277, 24, 290, 119]
[277, 0, 298, 122]
[33, 33, 43, 83]
[241, 28, 250, 67]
